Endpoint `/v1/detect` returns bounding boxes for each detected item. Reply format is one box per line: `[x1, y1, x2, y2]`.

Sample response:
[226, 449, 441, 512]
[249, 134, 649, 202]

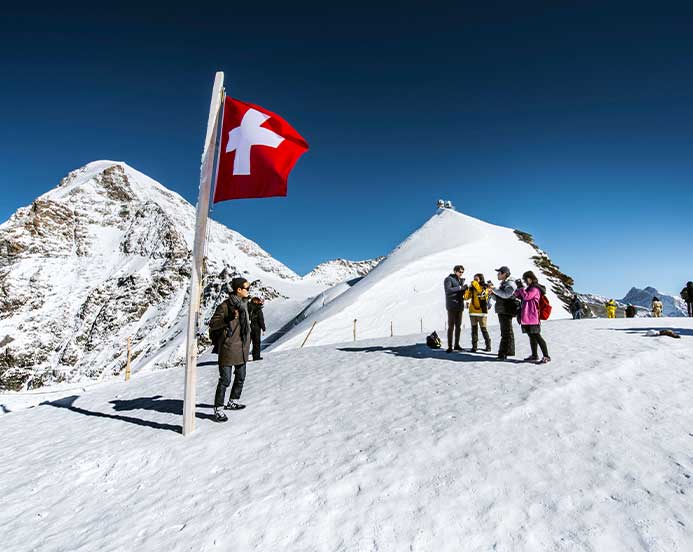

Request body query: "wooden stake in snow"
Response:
[125, 337, 132, 382]
[420, 318, 423, 333]
[300, 321, 317, 348]
[390, 321, 393, 337]
[353, 319, 357, 342]
[183, 72, 225, 437]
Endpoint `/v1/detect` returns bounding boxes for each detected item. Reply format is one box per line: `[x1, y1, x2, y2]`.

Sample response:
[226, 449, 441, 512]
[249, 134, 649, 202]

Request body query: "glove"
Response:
[515, 279, 523, 288]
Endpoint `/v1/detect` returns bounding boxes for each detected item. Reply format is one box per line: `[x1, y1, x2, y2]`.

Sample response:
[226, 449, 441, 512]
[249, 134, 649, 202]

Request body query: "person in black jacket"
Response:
[569, 295, 584, 319]
[625, 304, 636, 318]
[682, 281, 693, 317]
[443, 265, 468, 353]
[248, 296, 266, 360]
[488, 266, 516, 360]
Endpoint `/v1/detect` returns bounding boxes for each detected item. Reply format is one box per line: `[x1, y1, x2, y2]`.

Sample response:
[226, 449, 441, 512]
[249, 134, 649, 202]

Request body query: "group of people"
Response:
[208, 277, 266, 423]
[444, 265, 551, 364]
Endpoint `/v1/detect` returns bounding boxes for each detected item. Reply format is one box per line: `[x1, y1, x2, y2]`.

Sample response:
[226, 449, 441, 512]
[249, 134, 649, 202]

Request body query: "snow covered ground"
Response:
[2, 317, 692, 551]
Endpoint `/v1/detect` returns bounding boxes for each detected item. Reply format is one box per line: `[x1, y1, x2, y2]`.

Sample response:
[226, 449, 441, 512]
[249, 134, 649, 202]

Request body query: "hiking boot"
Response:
[523, 355, 539, 362]
[537, 357, 552, 364]
[225, 400, 246, 411]
[470, 347, 477, 353]
[253, 356, 263, 361]
[453, 345, 463, 351]
[484, 345, 492, 352]
[213, 408, 228, 422]
[497, 355, 507, 361]
[446, 347, 453, 353]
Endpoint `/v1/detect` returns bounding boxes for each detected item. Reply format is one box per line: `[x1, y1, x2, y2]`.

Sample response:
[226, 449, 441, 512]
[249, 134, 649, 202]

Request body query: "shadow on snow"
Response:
[602, 327, 693, 337]
[45, 394, 216, 434]
[337, 343, 522, 363]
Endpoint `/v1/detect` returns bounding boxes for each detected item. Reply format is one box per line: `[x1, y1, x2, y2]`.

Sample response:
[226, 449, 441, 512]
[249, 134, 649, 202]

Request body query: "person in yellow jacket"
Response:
[605, 299, 617, 318]
[465, 273, 492, 352]
[651, 297, 663, 318]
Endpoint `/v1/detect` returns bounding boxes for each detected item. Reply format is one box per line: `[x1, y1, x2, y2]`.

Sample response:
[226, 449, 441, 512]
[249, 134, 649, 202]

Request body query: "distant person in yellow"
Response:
[651, 297, 663, 318]
[605, 299, 618, 318]
[465, 273, 492, 352]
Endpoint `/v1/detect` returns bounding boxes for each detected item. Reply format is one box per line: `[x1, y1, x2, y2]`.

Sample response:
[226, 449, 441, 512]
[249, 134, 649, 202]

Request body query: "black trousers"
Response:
[498, 314, 515, 357]
[688, 302, 693, 317]
[214, 364, 246, 407]
[447, 309, 463, 348]
[251, 328, 262, 359]
[529, 333, 549, 358]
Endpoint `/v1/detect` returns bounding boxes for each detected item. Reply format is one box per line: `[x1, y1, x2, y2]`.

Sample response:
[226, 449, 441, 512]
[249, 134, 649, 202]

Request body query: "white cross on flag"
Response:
[214, 97, 309, 202]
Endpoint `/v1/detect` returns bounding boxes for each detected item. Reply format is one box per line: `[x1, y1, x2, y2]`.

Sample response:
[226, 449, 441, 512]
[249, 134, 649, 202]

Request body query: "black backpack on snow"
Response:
[426, 331, 442, 349]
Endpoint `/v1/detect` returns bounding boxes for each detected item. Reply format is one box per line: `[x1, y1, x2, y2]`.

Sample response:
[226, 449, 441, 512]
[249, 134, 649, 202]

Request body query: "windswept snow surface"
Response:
[270, 208, 571, 352]
[2, 317, 692, 551]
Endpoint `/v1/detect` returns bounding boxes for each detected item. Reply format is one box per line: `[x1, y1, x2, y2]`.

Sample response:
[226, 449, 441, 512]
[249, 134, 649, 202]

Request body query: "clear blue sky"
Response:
[1, 4, 692, 298]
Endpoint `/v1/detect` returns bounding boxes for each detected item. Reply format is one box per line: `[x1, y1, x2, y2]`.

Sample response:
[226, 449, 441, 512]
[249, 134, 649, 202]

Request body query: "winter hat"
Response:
[230, 277, 249, 293]
[495, 266, 510, 275]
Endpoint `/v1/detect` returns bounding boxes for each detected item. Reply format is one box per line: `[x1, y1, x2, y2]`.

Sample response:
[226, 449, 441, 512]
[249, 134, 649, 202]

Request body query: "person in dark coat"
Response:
[569, 295, 584, 319]
[625, 304, 636, 318]
[682, 281, 693, 317]
[444, 265, 468, 353]
[209, 277, 252, 422]
[488, 266, 516, 360]
[248, 296, 266, 361]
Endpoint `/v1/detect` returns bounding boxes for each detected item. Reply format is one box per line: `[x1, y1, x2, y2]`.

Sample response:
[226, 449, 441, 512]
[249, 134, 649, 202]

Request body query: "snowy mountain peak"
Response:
[269, 208, 575, 351]
[303, 257, 384, 286]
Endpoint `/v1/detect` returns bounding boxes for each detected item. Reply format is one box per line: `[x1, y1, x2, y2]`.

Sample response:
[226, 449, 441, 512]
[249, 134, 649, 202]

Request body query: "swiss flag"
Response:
[213, 97, 309, 202]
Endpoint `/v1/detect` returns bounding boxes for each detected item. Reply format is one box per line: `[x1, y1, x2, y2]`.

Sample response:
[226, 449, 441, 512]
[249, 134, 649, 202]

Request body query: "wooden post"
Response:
[353, 319, 357, 342]
[390, 321, 393, 337]
[300, 321, 317, 348]
[420, 318, 423, 333]
[125, 337, 132, 381]
[183, 71, 225, 437]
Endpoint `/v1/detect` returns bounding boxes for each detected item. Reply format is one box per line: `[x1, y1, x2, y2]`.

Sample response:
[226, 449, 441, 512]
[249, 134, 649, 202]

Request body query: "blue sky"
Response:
[1, 5, 692, 298]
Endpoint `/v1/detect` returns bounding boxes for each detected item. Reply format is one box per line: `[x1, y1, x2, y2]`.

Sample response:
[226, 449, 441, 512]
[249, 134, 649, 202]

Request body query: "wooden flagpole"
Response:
[183, 71, 225, 436]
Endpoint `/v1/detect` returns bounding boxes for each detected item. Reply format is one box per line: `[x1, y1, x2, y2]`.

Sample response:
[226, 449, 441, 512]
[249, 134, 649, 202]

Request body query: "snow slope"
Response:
[1, 317, 692, 551]
[270, 208, 573, 351]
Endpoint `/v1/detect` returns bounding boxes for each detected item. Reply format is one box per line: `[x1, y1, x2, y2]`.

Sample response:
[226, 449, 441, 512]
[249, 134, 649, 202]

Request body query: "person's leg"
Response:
[447, 310, 455, 350]
[480, 316, 491, 351]
[535, 332, 549, 358]
[576, 311, 582, 320]
[470, 317, 479, 351]
[498, 315, 509, 357]
[229, 363, 246, 401]
[251, 329, 262, 360]
[528, 334, 539, 358]
[453, 310, 463, 349]
[506, 316, 515, 356]
[214, 365, 233, 407]
[689, 302, 693, 317]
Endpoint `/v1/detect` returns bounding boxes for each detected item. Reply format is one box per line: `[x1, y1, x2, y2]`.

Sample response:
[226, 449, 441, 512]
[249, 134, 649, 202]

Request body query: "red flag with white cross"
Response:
[213, 97, 309, 202]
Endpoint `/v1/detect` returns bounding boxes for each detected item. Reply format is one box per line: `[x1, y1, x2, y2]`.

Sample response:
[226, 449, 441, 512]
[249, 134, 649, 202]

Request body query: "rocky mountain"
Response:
[269, 208, 575, 352]
[0, 161, 330, 391]
[621, 286, 687, 317]
[303, 257, 384, 286]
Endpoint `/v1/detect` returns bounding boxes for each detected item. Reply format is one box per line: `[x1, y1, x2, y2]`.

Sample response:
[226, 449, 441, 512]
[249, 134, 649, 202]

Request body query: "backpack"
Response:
[209, 302, 237, 354]
[539, 293, 552, 321]
[506, 296, 521, 316]
[426, 331, 442, 349]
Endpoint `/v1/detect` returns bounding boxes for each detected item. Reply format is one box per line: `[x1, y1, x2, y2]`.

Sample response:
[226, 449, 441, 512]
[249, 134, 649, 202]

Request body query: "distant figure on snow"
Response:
[443, 265, 468, 353]
[625, 304, 637, 318]
[465, 273, 492, 352]
[209, 277, 252, 422]
[651, 297, 663, 318]
[248, 296, 266, 361]
[488, 266, 516, 361]
[514, 271, 551, 364]
[681, 281, 693, 317]
[569, 294, 584, 319]
[605, 299, 617, 319]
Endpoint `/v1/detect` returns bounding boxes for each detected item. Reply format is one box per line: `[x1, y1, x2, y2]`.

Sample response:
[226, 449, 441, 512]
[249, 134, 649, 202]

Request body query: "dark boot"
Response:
[471, 325, 478, 352]
[482, 327, 492, 352]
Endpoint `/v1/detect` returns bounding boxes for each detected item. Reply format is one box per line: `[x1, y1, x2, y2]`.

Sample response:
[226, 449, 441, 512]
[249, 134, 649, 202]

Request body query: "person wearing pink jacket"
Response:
[514, 270, 551, 364]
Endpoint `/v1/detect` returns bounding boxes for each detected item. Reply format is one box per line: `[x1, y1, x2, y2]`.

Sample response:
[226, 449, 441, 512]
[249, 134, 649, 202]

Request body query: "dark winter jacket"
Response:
[444, 274, 467, 311]
[625, 305, 636, 318]
[569, 296, 583, 314]
[209, 296, 251, 366]
[248, 301, 266, 332]
[492, 278, 517, 316]
[683, 283, 693, 304]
